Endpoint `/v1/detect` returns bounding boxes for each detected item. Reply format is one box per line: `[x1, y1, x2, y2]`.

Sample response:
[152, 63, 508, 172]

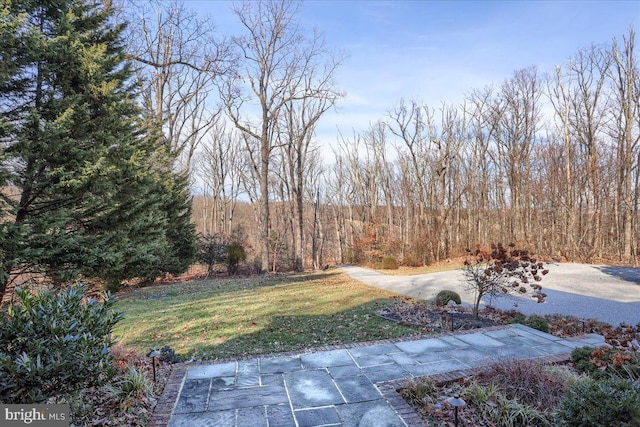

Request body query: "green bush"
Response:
[509, 314, 550, 333]
[571, 346, 640, 380]
[524, 316, 549, 333]
[381, 257, 399, 270]
[0, 285, 122, 403]
[103, 279, 123, 293]
[570, 346, 597, 376]
[554, 376, 640, 426]
[197, 233, 228, 275]
[510, 314, 527, 324]
[434, 290, 462, 306]
[227, 242, 247, 275]
[158, 345, 182, 364]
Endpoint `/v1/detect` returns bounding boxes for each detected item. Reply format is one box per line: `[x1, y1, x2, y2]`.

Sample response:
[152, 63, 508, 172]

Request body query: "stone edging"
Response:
[148, 324, 565, 427]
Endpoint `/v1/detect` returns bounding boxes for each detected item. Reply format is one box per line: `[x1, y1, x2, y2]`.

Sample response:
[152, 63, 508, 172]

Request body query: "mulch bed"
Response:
[376, 297, 502, 333]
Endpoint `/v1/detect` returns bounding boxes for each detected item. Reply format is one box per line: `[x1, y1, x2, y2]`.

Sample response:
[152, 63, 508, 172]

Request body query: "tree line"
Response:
[190, 4, 638, 270]
[1, 0, 638, 297]
[324, 29, 639, 267]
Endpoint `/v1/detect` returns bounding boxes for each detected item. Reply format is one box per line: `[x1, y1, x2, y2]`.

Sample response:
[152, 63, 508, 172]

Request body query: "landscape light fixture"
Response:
[446, 394, 466, 427]
[147, 349, 161, 383]
[448, 310, 456, 330]
[580, 318, 586, 333]
[446, 300, 457, 331]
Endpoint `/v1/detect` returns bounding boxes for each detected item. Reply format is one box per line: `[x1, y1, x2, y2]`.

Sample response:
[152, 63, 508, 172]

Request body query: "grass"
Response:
[113, 270, 419, 360]
[374, 262, 464, 276]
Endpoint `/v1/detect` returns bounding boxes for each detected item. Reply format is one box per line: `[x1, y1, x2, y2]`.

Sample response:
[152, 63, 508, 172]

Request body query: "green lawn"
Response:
[113, 270, 419, 360]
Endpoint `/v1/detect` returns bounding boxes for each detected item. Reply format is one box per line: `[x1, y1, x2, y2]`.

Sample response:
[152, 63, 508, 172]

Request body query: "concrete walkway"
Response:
[152, 325, 604, 427]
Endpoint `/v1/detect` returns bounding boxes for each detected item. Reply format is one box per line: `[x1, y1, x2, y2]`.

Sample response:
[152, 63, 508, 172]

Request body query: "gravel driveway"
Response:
[340, 263, 640, 327]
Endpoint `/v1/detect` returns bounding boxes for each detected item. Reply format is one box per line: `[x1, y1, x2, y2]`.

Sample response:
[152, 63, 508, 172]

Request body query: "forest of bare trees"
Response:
[127, 1, 639, 271]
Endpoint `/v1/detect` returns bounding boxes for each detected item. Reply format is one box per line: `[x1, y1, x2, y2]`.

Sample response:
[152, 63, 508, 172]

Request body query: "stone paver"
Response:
[284, 369, 345, 408]
[154, 324, 601, 427]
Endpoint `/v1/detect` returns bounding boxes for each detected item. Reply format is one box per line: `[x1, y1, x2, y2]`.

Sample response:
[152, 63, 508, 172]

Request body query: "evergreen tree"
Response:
[0, 0, 195, 299]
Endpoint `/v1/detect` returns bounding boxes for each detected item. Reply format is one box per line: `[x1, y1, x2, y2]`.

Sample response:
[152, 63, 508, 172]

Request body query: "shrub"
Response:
[477, 359, 572, 409]
[525, 316, 550, 333]
[570, 346, 597, 376]
[464, 382, 550, 427]
[400, 377, 438, 406]
[554, 376, 640, 426]
[508, 314, 550, 333]
[105, 366, 153, 400]
[158, 345, 182, 364]
[381, 256, 399, 270]
[571, 346, 640, 380]
[197, 233, 228, 276]
[104, 279, 123, 293]
[0, 285, 122, 403]
[227, 242, 247, 275]
[463, 243, 548, 317]
[434, 290, 462, 306]
[510, 313, 527, 324]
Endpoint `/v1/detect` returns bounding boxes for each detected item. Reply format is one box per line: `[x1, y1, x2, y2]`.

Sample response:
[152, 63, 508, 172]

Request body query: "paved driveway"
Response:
[340, 263, 640, 327]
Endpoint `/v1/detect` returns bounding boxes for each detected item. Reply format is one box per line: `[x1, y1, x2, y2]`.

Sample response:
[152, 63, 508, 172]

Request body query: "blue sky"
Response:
[187, 0, 640, 149]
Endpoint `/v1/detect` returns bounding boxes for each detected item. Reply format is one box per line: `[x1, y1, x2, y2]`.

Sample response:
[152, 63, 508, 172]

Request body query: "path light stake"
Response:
[448, 309, 456, 331]
[446, 394, 466, 427]
[580, 318, 586, 333]
[147, 349, 160, 383]
[446, 300, 458, 331]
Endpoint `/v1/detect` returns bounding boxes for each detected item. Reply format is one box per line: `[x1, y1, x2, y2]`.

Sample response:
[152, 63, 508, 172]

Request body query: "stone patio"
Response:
[150, 324, 605, 427]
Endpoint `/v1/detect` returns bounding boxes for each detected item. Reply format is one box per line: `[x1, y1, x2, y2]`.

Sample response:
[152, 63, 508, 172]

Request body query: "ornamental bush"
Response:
[0, 285, 122, 403]
[197, 233, 229, 276]
[158, 345, 182, 364]
[554, 376, 640, 426]
[227, 242, 247, 275]
[510, 315, 550, 333]
[434, 290, 462, 306]
[570, 345, 640, 380]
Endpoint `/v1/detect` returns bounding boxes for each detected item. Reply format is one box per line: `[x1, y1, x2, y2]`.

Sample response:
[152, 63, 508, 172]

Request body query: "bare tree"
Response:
[181, 24, 639, 269]
[195, 125, 245, 235]
[278, 64, 342, 271]
[547, 62, 579, 259]
[461, 87, 499, 247]
[608, 28, 640, 263]
[490, 67, 544, 243]
[387, 100, 464, 262]
[218, 0, 340, 272]
[124, 0, 230, 174]
[387, 100, 430, 264]
[568, 45, 610, 260]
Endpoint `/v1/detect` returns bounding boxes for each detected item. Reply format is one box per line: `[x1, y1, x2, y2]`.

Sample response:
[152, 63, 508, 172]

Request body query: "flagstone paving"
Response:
[150, 324, 605, 427]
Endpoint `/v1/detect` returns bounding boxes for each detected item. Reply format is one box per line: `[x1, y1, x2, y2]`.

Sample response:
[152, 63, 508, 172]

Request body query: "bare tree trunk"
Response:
[609, 28, 639, 263]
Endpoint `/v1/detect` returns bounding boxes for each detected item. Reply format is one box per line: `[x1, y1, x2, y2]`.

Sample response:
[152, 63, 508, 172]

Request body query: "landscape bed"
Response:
[398, 346, 640, 427]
